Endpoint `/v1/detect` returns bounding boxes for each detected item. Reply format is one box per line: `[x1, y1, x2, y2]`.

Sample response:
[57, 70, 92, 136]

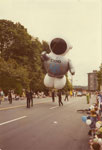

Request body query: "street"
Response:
[0, 96, 95, 150]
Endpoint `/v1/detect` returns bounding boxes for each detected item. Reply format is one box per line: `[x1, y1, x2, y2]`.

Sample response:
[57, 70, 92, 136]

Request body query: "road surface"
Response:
[0, 95, 95, 150]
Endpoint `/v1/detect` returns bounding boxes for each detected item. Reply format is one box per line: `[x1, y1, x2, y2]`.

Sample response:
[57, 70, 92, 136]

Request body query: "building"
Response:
[88, 70, 98, 91]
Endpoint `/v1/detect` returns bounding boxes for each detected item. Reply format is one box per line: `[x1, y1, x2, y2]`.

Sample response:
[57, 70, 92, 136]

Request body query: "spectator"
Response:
[97, 92, 102, 117]
[90, 142, 101, 150]
[8, 90, 12, 104]
[86, 92, 90, 104]
[0, 89, 4, 104]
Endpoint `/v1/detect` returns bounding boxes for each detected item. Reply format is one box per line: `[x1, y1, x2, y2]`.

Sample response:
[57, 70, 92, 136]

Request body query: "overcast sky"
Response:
[0, 0, 102, 86]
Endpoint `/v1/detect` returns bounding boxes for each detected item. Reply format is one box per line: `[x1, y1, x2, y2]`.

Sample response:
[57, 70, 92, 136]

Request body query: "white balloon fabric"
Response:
[86, 119, 92, 125]
[89, 105, 94, 110]
[44, 73, 66, 89]
[98, 138, 102, 144]
[41, 38, 75, 89]
[96, 121, 102, 128]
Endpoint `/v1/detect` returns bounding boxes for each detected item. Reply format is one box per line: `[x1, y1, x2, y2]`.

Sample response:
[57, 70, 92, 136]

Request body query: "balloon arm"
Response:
[41, 51, 50, 61]
[68, 59, 75, 75]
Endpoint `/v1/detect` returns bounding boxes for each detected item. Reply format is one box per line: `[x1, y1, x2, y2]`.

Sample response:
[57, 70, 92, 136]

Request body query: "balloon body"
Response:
[98, 138, 102, 144]
[82, 116, 87, 123]
[41, 38, 75, 89]
[44, 53, 72, 78]
[96, 121, 102, 128]
[86, 119, 92, 125]
[44, 73, 66, 89]
[41, 52, 75, 89]
[93, 138, 98, 143]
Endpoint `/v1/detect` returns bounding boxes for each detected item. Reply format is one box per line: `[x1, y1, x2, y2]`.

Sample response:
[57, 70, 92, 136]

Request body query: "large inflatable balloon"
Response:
[41, 38, 75, 89]
[96, 121, 102, 128]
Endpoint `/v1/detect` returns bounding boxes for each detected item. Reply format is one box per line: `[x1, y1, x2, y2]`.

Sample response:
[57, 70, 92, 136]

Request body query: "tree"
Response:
[0, 19, 49, 93]
[0, 20, 35, 63]
[97, 63, 102, 91]
[63, 74, 73, 91]
[0, 57, 29, 94]
[42, 40, 50, 53]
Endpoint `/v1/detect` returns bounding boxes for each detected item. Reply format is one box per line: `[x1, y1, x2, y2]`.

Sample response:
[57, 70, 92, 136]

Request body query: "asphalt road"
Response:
[0, 95, 95, 150]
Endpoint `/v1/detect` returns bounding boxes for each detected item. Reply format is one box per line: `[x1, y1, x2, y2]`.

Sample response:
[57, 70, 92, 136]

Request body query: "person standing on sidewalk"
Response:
[57, 90, 63, 106]
[97, 92, 102, 118]
[8, 90, 12, 104]
[0, 89, 3, 104]
[0, 89, 5, 104]
[86, 92, 90, 104]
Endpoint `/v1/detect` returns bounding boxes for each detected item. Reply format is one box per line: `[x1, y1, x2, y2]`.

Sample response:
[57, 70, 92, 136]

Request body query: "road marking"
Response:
[0, 116, 27, 126]
[0, 105, 25, 111]
[49, 106, 59, 109]
[0, 100, 51, 111]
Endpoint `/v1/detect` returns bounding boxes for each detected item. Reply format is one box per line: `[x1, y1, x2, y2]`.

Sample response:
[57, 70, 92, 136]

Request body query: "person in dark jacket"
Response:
[29, 90, 33, 106]
[26, 90, 31, 108]
[8, 90, 12, 104]
[57, 90, 63, 106]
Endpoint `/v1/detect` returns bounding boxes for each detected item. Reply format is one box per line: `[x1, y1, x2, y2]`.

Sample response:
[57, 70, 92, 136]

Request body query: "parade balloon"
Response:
[82, 116, 87, 122]
[86, 119, 92, 125]
[41, 38, 75, 89]
[89, 105, 94, 110]
[98, 138, 102, 144]
[93, 138, 98, 143]
[96, 121, 102, 128]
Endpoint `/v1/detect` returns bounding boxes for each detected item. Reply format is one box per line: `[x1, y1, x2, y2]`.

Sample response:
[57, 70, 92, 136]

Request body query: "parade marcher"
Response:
[52, 89, 55, 102]
[8, 90, 12, 104]
[26, 90, 31, 108]
[64, 91, 69, 101]
[57, 90, 63, 106]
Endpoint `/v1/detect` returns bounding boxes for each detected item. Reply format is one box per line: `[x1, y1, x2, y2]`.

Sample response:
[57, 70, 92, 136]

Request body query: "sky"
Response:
[0, 0, 102, 86]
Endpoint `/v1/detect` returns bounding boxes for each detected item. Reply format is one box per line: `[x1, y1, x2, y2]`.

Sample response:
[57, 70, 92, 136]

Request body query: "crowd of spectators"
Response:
[0, 89, 47, 105]
[81, 91, 102, 150]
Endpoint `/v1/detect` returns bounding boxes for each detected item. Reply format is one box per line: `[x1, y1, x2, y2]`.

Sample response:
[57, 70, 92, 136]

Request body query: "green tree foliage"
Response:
[97, 64, 102, 91]
[0, 19, 48, 94]
[42, 40, 50, 53]
[63, 74, 73, 91]
[0, 20, 34, 63]
[0, 57, 29, 93]
[0, 19, 72, 95]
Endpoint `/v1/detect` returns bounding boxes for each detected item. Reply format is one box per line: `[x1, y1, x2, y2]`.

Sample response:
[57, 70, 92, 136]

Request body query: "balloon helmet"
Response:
[50, 38, 67, 55]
